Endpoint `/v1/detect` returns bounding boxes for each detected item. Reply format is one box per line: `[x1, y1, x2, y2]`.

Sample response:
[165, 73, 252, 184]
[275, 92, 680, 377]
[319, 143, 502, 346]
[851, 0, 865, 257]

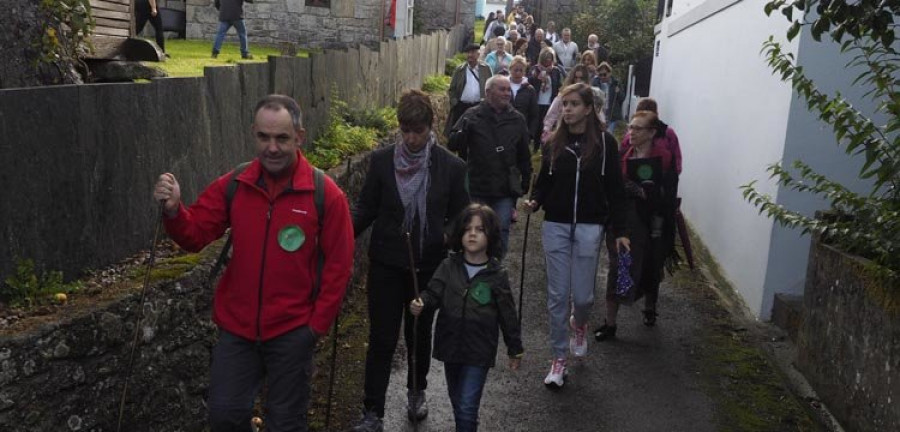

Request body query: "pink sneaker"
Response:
[543, 358, 567, 388]
[569, 316, 587, 357]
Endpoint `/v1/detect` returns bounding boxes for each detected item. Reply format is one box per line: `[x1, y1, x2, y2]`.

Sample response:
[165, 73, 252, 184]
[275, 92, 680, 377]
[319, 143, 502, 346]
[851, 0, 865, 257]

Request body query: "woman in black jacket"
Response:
[528, 48, 565, 151]
[509, 56, 540, 146]
[350, 89, 470, 431]
[525, 83, 629, 389]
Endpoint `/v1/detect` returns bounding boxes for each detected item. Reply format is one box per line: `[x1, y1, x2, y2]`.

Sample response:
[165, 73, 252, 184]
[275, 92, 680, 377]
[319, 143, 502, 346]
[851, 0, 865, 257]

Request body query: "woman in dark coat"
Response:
[350, 89, 470, 431]
[508, 56, 540, 146]
[594, 110, 678, 341]
[528, 48, 565, 151]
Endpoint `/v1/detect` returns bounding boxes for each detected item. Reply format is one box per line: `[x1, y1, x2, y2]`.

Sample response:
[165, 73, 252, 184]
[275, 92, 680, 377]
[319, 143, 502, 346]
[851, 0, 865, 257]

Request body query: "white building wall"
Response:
[650, 0, 797, 318]
[653, 0, 877, 319]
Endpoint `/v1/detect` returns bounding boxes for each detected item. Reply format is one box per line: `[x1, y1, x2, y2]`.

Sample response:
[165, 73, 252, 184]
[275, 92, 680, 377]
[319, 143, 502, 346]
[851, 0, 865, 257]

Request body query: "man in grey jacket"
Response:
[212, 0, 252, 59]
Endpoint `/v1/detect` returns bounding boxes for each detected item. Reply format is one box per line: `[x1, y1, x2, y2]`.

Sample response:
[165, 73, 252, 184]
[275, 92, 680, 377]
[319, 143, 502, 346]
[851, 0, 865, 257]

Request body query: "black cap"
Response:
[464, 43, 481, 52]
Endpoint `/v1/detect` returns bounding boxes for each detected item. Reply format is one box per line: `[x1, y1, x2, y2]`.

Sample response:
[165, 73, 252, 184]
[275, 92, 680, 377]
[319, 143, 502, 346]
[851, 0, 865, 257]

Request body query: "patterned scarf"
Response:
[394, 132, 435, 256]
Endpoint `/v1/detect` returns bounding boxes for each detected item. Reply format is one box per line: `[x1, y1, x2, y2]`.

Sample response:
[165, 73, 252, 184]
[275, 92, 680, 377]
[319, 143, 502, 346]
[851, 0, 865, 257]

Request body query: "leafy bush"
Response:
[2, 258, 82, 307]
[306, 91, 395, 169]
[445, 53, 467, 76]
[343, 106, 398, 139]
[422, 74, 451, 93]
[741, 0, 900, 280]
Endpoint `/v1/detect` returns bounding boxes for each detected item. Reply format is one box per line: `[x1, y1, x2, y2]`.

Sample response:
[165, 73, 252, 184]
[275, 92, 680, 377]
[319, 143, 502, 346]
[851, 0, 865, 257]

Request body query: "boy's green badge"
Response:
[469, 281, 492, 305]
[278, 225, 305, 252]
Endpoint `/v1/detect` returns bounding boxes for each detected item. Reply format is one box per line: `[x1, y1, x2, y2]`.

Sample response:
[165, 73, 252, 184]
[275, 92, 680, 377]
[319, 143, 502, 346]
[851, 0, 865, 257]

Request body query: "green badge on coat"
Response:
[469, 281, 492, 305]
[278, 225, 305, 252]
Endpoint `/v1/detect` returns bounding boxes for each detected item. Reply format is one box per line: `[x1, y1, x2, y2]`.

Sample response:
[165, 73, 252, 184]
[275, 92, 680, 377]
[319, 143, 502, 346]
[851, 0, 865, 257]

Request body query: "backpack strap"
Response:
[311, 167, 326, 301]
[207, 161, 252, 288]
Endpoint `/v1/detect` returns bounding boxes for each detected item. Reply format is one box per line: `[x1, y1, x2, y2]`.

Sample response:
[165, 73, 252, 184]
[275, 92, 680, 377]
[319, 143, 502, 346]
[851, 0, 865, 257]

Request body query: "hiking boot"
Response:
[594, 322, 617, 341]
[349, 410, 383, 432]
[242, 53, 254, 59]
[407, 389, 428, 421]
[211, 51, 219, 59]
[643, 309, 658, 327]
[569, 315, 588, 357]
[543, 358, 567, 388]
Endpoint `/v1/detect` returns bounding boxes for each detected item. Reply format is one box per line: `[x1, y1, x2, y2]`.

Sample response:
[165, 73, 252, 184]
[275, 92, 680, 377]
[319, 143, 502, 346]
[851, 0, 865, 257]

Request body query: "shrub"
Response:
[2, 258, 82, 307]
[306, 91, 395, 169]
[445, 53, 467, 76]
[741, 0, 900, 280]
[422, 74, 451, 93]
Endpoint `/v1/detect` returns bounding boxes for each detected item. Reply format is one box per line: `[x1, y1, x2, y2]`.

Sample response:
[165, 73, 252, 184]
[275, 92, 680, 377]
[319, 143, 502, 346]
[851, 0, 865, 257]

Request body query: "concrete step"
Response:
[771, 293, 803, 342]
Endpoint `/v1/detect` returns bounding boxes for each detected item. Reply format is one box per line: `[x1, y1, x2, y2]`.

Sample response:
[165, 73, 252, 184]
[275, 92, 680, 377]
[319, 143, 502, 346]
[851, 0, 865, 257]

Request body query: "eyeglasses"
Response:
[598, 73, 609, 77]
[628, 124, 653, 131]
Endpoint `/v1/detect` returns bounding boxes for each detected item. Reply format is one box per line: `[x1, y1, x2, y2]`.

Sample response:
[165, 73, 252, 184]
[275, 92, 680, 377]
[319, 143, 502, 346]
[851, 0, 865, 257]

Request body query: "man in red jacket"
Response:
[153, 94, 354, 432]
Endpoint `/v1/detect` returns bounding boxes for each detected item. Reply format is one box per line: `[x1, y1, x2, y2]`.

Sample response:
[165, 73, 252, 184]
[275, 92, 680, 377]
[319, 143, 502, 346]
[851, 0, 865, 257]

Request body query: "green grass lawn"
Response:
[147, 39, 308, 77]
[475, 18, 485, 44]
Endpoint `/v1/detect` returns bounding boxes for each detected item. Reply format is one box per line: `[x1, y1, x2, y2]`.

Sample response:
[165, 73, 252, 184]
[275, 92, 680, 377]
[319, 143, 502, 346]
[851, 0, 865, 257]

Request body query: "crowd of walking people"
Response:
[150, 3, 682, 431]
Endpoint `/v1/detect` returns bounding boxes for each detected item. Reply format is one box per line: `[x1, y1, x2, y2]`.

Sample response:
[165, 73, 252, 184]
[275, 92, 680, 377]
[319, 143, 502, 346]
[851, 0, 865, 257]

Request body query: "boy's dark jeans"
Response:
[363, 262, 436, 417]
[444, 363, 490, 432]
[208, 326, 316, 432]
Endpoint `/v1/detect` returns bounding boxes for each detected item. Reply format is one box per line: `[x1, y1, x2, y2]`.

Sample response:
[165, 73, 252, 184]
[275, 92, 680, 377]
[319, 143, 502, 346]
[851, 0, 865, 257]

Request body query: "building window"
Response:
[306, 0, 330, 7]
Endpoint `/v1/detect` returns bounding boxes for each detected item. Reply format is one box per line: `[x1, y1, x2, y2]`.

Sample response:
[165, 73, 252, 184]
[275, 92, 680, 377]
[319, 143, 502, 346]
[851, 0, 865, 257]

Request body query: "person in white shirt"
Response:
[545, 21, 560, 45]
[552, 28, 579, 73]
[445, 43, 493, 136]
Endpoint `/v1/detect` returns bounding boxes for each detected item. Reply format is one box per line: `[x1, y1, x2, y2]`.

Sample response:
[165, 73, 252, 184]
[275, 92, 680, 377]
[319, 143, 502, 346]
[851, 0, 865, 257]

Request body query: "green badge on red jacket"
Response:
[278, 225, 305, 252]
[469, 281, 491, 305]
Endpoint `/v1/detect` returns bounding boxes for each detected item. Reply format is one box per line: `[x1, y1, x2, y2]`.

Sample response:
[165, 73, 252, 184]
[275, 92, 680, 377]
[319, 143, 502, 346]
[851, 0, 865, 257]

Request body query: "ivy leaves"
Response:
[743, 0, 900, 279]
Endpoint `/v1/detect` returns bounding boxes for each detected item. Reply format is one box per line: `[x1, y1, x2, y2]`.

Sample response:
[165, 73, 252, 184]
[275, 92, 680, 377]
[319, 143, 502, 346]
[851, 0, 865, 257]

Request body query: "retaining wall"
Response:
[0, 25, 466, 286]
[798, 236, 900, 431]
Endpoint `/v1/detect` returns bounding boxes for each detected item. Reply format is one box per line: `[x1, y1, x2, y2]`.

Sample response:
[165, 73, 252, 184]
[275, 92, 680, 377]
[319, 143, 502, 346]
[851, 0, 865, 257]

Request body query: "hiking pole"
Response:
[116, 201, 165, 432]
[518, 174, 537, 327]
[404, 232, 421, 432]
[324, 276, 354, 431]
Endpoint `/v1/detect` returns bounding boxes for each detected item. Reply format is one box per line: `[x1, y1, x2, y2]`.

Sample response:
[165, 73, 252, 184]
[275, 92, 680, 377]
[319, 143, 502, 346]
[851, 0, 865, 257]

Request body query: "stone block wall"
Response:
[186, 0, 385, 49]
[414, 0, 476, 40]
[1, 0, 81, 88]
[0, 26, 464, 287]
[798, 235, 900, 432]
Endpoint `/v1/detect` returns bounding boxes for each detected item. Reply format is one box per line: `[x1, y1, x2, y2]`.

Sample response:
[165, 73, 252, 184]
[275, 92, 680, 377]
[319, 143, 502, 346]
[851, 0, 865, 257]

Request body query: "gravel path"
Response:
[379, 209, 719, 432]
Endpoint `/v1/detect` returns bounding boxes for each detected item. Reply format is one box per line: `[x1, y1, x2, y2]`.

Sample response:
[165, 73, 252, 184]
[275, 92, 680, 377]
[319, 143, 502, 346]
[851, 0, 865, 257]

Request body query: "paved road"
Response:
[380, 209, 719, 432]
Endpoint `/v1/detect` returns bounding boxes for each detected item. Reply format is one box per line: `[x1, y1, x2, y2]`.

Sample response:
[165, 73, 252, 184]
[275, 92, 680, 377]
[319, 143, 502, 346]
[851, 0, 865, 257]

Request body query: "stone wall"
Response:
[186, 0, 385, 49]
[0, 151, 375, 431]
[1, 0, 81, 88]
[797, 235, 900, 432]
[414, 0, 476, 41]
[0, 26, 466, 286]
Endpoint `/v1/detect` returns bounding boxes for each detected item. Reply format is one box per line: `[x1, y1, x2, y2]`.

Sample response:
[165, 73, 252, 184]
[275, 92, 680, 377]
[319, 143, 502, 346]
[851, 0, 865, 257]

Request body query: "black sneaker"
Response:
[349, 410, 383, 432]
[407, 389, 428, 421]
[643, 310, 658, 327]
[594, 322, 617, 341]
[211, 52, 219, 59]
[242, 53, 254, 59]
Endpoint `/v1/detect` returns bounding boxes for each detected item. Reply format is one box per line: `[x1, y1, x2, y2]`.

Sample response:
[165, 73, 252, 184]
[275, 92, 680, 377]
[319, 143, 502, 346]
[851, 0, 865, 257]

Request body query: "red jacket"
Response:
[164, 152, 354, 340]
